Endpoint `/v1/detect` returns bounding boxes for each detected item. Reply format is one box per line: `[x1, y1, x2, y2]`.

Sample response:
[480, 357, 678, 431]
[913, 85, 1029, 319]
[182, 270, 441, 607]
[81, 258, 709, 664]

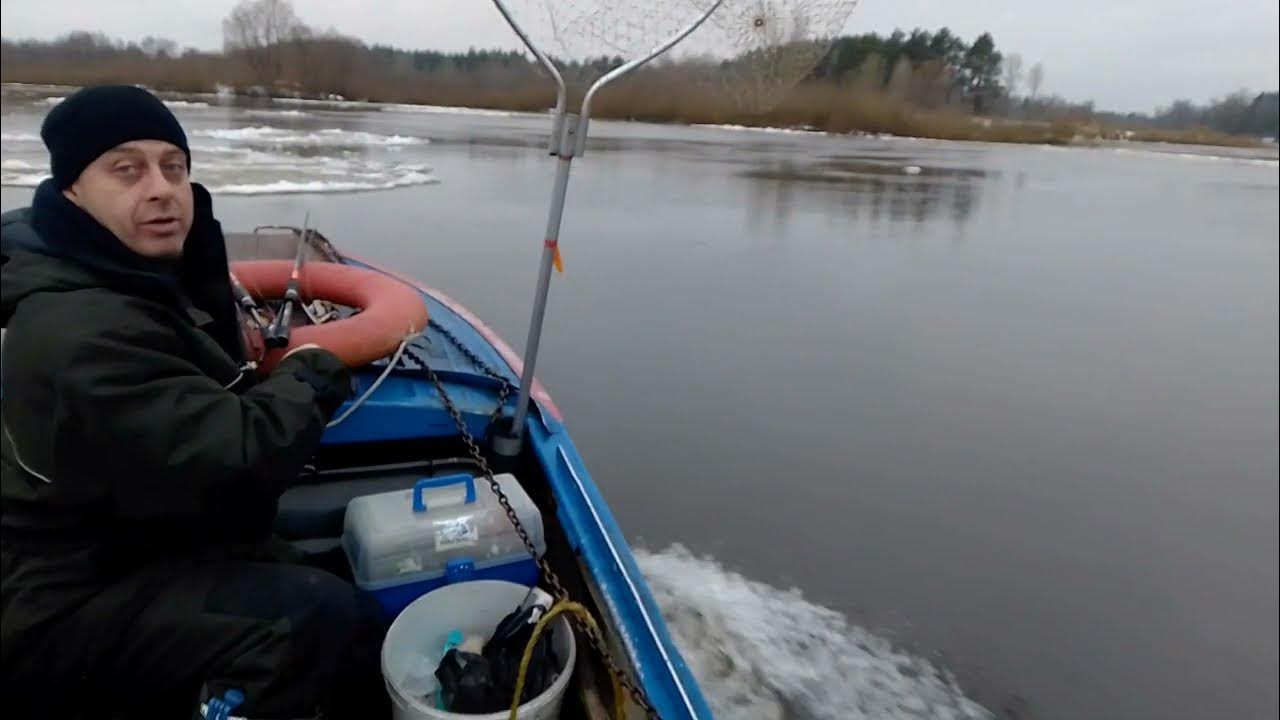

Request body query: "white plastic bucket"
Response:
[382, 580, 577, 720]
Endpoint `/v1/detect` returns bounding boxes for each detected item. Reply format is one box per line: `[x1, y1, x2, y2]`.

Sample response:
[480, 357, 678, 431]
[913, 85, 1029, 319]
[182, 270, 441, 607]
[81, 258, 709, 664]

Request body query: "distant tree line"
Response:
[1081, 91, 1279, 139]
[1150, 92, 1278, 138]
[2, 0, 1275, 141]
[810, 28, 1016, 114]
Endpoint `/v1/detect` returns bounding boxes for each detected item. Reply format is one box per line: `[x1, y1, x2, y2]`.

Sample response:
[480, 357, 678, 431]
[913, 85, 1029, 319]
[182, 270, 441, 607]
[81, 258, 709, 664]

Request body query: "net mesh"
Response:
[697, 0, 859, 111]
[499, 0, 859, 111]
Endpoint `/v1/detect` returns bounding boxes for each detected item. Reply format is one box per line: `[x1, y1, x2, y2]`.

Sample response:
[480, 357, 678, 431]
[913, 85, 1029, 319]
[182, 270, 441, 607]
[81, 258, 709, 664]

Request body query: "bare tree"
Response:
[139, 36, 178, 59]
[1027, 61, 1044, 99]
[1002, 52, 1023, 98]
[286, 23, 314, 89]
[303, 33, 367, 98]
[222, 0, 302, 90]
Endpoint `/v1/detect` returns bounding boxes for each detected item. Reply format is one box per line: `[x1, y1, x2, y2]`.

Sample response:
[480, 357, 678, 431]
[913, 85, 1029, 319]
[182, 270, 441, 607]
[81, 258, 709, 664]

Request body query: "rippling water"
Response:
[2, 85, 441, 194]
[4, 83, 1277, 720]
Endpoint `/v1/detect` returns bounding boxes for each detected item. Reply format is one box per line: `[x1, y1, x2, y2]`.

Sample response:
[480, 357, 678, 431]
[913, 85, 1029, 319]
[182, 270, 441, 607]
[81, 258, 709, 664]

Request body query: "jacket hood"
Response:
[0, 206, 97, 326]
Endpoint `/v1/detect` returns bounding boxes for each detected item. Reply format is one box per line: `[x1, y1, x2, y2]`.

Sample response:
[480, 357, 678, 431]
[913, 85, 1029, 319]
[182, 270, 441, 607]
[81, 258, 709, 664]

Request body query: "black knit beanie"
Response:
[41, 85, 191, 188]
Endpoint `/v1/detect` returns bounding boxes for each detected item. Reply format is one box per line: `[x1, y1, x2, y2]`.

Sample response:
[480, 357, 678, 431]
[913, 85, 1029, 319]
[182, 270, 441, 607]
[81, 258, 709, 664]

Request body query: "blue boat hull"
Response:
[316, 254, 713, 720]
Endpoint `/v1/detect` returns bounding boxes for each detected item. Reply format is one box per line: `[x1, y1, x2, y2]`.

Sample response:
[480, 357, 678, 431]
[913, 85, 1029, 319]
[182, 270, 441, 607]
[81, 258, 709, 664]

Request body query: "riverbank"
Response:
[0, 73, 1265, 150]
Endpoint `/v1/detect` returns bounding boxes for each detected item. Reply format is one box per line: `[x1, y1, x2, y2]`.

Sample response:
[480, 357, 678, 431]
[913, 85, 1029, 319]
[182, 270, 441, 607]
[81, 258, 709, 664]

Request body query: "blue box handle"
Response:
[446, 558, 476, 584]
[412, 474, 476, 513]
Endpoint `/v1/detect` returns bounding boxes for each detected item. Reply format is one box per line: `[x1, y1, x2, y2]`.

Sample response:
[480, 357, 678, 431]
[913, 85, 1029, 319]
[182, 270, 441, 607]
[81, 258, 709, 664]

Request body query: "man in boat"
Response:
[0, 86, 384, 719]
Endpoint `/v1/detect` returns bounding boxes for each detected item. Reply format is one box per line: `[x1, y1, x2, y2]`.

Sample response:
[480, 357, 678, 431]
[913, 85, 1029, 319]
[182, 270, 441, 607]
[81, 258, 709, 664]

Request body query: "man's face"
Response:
[63, 139, 193, 259]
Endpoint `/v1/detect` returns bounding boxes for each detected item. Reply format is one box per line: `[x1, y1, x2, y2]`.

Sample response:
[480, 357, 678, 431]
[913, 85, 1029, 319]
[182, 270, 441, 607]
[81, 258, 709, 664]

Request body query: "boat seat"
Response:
[275, 461, 480, 540]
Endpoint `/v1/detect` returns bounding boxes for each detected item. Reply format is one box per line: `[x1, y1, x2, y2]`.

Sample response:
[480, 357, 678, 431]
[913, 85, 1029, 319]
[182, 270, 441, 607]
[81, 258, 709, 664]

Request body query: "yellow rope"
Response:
[509, 600, 626, 720]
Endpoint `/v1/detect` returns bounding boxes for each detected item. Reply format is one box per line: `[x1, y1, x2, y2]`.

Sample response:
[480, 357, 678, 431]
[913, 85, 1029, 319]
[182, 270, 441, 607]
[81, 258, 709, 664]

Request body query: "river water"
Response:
[3, 84, 1278, 720]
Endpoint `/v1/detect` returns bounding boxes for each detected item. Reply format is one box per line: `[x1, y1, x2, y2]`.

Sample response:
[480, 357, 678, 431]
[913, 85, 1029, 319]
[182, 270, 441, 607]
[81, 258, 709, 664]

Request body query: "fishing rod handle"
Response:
[263, 302, 294, 348]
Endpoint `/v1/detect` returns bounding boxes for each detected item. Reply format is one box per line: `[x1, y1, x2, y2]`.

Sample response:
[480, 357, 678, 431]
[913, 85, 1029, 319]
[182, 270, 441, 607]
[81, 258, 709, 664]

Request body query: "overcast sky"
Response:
[1, 0, 1276, 113]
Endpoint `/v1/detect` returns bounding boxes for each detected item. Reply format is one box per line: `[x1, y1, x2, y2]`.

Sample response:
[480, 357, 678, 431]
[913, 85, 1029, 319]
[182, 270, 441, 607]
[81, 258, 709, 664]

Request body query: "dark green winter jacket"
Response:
[0, 180, 352, 659]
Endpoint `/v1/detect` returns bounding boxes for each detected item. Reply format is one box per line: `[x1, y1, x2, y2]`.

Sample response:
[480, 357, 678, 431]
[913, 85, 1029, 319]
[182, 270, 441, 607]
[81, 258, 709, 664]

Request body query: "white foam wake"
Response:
[163, 99, 211, 109]
[1, 158, 40, 170]
[0, 170, 47, 187]
[0, 153, 439, 194]
[694, 123, 820, 135]
[377, 102, 529, 118]
[207, 171, 438, 195]
[243, 109, 310, 118]
[34, 96, 203, 109]
[191, 126, 426, 147]
[273, 96, 373, 110]
[1106, 146, 1278, 166]
[635, 545, 993, 720]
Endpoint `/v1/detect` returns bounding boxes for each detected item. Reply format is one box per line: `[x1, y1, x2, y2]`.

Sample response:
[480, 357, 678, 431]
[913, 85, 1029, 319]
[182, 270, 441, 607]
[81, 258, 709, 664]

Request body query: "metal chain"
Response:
[403, 344, 661, 719]
[423, 319, 513, 430]
[306, 226, 655, 715]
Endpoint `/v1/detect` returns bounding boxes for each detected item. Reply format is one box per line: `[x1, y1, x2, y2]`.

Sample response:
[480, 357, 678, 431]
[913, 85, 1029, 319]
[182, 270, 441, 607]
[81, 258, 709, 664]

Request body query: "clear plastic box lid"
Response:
[342, 472, 545, 590]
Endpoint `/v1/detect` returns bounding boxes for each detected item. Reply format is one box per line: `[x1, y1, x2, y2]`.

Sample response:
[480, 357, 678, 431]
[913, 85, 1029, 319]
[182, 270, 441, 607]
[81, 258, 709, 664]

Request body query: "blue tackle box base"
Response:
[366, 557, 540, 618]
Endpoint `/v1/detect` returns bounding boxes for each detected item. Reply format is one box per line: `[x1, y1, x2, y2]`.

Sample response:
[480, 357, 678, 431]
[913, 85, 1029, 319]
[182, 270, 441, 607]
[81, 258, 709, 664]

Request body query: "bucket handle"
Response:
[412, 474, 477, 513]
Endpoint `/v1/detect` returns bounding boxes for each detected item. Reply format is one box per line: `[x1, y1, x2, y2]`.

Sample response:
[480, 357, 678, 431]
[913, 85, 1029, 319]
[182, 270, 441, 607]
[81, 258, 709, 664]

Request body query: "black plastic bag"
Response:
[434, 650, 497, 713]
[485, 602, 560, 705]
[434, 602, 561, 713]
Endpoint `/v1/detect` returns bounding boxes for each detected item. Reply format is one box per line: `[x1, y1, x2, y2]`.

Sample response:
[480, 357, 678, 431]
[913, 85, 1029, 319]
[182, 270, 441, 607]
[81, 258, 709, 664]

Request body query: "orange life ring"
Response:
[231, 260, 428, 373]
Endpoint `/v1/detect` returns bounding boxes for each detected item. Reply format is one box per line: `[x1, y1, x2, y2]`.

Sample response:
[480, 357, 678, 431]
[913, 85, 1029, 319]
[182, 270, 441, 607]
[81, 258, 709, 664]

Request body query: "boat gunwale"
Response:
[343, 252, 713, 720]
